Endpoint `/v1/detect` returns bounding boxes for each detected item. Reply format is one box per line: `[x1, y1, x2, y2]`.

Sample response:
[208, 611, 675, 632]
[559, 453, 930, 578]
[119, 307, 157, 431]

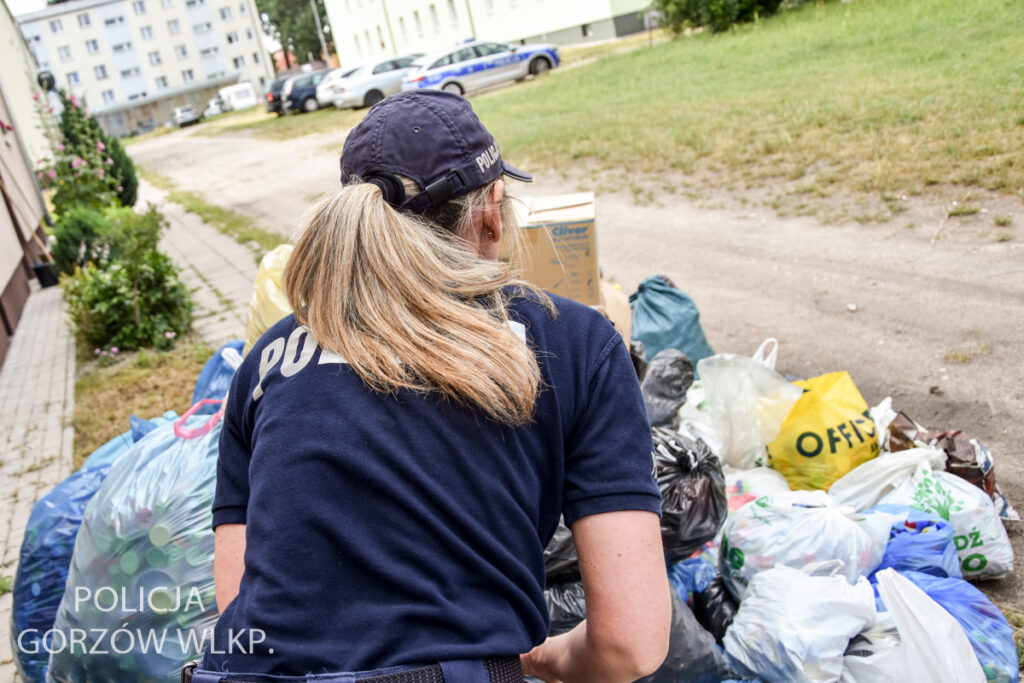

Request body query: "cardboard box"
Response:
[513, 192, 600, 307]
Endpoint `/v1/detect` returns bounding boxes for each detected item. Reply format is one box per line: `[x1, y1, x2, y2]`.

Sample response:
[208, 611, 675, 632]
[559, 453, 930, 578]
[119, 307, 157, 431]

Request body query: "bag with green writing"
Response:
[719, 490, 883, 601]
[878, 459, 1013, 579]
[767, 371, 880, 491]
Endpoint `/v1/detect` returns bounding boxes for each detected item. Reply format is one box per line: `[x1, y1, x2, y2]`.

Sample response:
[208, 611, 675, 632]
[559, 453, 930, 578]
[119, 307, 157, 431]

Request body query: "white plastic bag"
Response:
[874, 569, 986, 683]
[877, 460, 1013, 579]
[828, 447, 947, 512]
[679, 340, 802, 469]
[840, 611, 907, 682]
[720, 490, 882, 600]
[723, 465, 792, 515]
[723, 565, 876, 683]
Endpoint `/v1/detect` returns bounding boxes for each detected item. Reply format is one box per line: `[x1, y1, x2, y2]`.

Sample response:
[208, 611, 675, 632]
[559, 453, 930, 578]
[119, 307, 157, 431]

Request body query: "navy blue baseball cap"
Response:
[339, 90, 531, 214]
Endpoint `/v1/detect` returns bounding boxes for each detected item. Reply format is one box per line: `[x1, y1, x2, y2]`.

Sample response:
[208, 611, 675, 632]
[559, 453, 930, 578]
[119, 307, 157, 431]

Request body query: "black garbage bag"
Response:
[630, 340, 649, 381]
[638, 589, 733, 683]
[641, 349, 695, 429]
[653, 426, 728, 562]
[543, 517, 580, 584]
[692, 576, 738, 644]
[545, 579, 588, 636]
[543, 580, 732, 682]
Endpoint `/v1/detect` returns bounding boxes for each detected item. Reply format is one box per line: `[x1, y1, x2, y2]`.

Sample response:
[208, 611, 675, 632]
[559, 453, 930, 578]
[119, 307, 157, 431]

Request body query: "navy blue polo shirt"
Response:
[205, 293, 660, 675]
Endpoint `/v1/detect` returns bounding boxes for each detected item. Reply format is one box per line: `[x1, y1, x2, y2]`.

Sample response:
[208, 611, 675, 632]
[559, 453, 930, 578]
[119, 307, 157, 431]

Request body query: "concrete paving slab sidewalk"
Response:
[0, 282, 76, 682]
[138, 178, 259, 348]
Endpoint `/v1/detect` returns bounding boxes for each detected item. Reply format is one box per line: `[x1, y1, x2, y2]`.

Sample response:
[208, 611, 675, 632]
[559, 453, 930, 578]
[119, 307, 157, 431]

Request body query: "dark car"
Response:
[266, 76, 289, 116]
[282, 69, 331, 114]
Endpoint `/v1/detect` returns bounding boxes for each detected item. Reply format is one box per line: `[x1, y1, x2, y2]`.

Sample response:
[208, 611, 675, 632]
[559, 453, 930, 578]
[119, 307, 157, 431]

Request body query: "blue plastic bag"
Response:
[80, 411, 177, 471]
[10, 465, 110, 683]
[891, 572, 1019, 683]
[630, 276, 714, 370]
[668, 557, 718, 602]
[48, 404, 223, 683]
[191, 340, 244, 409]
[867, 505, 963, 581]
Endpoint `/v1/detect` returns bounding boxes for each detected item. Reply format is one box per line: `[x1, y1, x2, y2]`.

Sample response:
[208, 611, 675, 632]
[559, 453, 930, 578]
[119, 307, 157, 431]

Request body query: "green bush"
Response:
[63, 252, 192, 352]
[52, 207, 111, 274]
[61, 205, 193, 351]
[653, 0, 784, 33]
[105, 136, 138, 207]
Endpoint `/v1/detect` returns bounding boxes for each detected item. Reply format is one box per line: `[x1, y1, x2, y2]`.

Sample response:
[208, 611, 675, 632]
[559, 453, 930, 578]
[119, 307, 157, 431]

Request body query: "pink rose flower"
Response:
[97, 140, 106, 151]
[33, 92, 40, 101]
[98, 169, 105, 178]
[106, 157, 113, 164]
[48, 169, 56, 179]
[110, 347, 119, 354]
[37, 171, 43, 179]
[58, 143, 65, 151]
[117, 185, 123, 192]
[71, 156, 84, 169]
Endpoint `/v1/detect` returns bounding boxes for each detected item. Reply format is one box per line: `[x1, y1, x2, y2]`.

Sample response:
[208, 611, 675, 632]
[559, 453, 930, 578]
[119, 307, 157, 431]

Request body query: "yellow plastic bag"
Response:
[244, 244, 294, 355]
[767, 371, 879, 491]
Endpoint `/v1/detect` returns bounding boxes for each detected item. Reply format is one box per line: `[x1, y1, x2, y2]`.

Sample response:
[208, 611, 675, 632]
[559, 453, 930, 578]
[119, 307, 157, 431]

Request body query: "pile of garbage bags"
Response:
[538, 275, 1018, 682]
[10, 344, 241, 682]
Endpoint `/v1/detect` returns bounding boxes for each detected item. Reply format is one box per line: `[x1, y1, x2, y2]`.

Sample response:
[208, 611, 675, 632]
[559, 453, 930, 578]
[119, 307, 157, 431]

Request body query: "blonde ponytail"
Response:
[284, 181, 553, 426]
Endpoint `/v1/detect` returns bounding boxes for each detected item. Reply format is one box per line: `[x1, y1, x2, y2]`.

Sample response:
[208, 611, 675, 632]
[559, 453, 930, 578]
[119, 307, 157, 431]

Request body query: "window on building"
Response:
[246, 27, 253, 39]
[104, 16, 125, 25]
[149, 50, 161, 64]
[413, 10, 422, 36]
[77, 13, 91, 27]
[58, 45, 72, 61]
[252, 51, 259, 63]
[185, 0, 204, 7]
[120, 66, 141, 77]
[428, 4, 438, 31]
[182, 68, 194, 81]
[193, 22, 212, 33]
[200, 46, 219, 56]
[141, 25, 153, 39]
[175, 43, 187, 57]
[94, 64, 109, 79]
[162, 0, 173, 7]
[364, 28, 371, 53]
[102, 89, 115, 103]
[232, 55, 244, 68]
[67, 71, 80, 85]
[446, 0, 457, 24]
[581, 23, 591, 37]
[86, 39, 100, 53]
[49, 19, 62, 33]
[259, 75, 265, 87]
[398, 16, 407, 41]
[219, 6, 231, 19]
[376, 25, 384, 49]
[226, 30, 239, 43]
[239, 2, 246, 14]
[168, 19, 181, 33]
[112, 41, 132, 53]
[353, 33, 361, 57]
[156, 75, 168, 87]
[132, 0, 146, 14]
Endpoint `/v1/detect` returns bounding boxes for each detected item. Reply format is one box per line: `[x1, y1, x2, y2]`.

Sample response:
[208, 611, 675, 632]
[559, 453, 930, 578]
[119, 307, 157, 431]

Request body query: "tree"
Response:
[257, 0, 332, 67]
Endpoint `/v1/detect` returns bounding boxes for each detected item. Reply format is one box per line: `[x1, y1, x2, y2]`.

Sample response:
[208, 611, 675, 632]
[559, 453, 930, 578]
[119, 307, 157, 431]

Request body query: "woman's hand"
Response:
[521, 635, 567, 682]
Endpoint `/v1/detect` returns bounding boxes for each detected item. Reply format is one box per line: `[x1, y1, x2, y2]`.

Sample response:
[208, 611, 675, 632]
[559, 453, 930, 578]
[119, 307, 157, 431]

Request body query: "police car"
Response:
[401, 40, 559, 96]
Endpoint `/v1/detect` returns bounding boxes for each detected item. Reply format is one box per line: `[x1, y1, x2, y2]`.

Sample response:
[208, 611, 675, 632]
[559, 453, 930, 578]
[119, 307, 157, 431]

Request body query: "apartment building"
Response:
[324, 0, 650, 66]
[17, 0, 274, 136]
[1, 1, 51, 369]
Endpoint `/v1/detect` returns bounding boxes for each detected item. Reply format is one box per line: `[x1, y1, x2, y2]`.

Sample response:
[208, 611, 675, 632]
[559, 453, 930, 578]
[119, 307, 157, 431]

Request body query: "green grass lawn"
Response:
[472, 0, 1023, 203]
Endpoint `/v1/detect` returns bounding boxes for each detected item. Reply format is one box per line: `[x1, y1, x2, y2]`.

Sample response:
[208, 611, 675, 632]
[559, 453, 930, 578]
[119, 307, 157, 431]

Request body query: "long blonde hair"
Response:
[284, 178, 553, 426]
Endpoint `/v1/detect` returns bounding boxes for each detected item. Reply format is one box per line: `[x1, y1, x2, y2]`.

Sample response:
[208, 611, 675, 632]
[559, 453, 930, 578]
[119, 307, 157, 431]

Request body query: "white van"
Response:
[218, 82, 259, 111]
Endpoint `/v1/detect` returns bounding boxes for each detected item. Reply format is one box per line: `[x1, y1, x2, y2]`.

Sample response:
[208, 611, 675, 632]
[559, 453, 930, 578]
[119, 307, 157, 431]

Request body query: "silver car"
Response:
[402, 40, 559, 96]
[317, 54, 423, 110]
[171, 105, 201, 127]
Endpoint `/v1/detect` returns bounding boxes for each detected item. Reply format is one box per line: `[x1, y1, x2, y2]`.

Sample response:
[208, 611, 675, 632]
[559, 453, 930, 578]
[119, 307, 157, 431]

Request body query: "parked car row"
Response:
[267, 39, 559, 117]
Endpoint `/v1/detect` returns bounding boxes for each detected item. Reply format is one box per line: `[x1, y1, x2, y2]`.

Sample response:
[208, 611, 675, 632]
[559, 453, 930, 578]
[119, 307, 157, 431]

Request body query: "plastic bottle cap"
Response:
[119, 551, 140, 574]
[148, 525, 173, 548]
[146, 547, 166, 567]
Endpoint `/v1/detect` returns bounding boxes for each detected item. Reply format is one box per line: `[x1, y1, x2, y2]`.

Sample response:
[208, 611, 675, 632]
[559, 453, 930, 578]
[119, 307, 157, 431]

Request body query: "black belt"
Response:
[182, 657, 522, 683]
